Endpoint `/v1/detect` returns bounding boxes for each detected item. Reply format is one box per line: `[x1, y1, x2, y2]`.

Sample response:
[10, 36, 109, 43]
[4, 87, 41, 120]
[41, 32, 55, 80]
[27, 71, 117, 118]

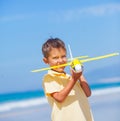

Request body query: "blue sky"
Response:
[0, 0, 120, 94]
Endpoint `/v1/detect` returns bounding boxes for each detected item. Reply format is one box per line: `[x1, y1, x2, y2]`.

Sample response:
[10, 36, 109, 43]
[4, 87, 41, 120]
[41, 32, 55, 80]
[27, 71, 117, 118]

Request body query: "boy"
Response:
[42, 38, 94, 121]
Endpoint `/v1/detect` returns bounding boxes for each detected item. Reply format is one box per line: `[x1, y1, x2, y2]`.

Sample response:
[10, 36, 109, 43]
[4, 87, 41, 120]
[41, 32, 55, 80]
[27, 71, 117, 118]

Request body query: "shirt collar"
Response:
[48, 69, 69, 78]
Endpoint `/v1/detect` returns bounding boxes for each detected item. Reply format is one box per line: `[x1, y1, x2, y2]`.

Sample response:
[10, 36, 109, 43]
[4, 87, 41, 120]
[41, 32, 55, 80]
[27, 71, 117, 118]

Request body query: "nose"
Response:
[58, 58, 63, 63]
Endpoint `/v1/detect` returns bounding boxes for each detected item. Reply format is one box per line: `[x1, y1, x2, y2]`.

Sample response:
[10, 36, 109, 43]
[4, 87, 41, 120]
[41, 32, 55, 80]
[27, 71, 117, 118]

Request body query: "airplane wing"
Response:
[31, 52, 119, 73]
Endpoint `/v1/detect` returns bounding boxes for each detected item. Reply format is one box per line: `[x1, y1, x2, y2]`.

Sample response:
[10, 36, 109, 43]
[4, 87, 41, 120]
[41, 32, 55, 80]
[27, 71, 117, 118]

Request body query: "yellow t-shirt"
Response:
[42, 70, 94, 121]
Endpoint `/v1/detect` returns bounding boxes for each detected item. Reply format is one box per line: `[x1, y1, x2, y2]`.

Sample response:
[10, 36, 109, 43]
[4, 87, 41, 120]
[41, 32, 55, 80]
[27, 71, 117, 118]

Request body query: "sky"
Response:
[0, 0, 120, 94]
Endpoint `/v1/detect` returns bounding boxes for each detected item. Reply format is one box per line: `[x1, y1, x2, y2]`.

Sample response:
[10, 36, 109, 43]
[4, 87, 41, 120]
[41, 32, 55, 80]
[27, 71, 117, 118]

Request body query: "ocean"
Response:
[0, 82, 120, 113]
[1, 61, 120, 115]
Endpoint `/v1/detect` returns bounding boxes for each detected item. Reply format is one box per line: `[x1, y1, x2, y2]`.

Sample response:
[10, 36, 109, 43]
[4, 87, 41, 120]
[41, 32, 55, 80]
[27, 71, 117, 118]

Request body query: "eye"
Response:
[53, 56, 58, 59]
[62, 55, 67, 59]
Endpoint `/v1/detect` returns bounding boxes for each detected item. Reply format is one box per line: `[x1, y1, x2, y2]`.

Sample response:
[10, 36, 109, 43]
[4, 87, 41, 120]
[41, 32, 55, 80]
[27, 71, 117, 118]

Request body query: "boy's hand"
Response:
[70, 68, 82, 82]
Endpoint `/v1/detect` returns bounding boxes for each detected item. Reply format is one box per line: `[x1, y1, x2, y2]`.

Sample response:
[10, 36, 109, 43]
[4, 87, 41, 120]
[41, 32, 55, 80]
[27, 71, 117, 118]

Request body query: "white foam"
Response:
[92, 87, 120, 96]
[0, 97, 47, 112]
[0, 87, 120, 112]
[99, 77, 120, 83]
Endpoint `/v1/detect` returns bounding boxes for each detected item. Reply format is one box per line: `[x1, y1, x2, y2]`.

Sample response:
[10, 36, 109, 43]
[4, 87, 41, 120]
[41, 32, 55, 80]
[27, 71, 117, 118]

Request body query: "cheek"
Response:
[63, 58, 67, 63]
[48, 60, 57, 66]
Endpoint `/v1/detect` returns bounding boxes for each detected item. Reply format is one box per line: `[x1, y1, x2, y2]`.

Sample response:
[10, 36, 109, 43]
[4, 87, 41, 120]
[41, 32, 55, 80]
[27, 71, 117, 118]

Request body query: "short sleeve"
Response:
[42, 75, 61, 96]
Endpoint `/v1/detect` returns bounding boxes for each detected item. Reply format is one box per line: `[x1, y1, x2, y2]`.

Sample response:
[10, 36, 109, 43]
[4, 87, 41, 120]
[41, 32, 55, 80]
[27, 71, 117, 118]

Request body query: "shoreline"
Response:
[0, 87, 120, 121]
[0, 86, 120, 113]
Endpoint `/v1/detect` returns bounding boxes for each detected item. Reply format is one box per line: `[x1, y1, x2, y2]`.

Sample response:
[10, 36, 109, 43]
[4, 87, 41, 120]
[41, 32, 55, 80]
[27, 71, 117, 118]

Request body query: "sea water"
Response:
[0, 82, 120, 113]
[0, 90, 46, 112]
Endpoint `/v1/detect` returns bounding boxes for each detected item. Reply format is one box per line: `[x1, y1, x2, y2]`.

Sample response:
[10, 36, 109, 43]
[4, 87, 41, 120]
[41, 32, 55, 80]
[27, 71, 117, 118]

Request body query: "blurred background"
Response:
[0, 0, 120, 121]
[0, 0, 120, 94]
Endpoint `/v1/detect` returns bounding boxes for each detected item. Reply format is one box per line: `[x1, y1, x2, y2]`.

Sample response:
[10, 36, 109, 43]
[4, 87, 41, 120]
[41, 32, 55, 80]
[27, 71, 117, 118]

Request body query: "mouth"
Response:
[53, 65, 66, 72]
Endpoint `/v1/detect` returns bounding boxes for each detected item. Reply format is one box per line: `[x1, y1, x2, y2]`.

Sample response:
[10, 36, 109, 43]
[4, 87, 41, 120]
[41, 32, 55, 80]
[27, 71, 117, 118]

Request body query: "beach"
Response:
[0, 87, 120, 121]
[90, 87, 120, 121]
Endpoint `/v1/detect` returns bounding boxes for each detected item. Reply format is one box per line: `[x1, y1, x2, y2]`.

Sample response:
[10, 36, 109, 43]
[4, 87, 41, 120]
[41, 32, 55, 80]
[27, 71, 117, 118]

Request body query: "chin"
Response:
[55, 67, 65, 73]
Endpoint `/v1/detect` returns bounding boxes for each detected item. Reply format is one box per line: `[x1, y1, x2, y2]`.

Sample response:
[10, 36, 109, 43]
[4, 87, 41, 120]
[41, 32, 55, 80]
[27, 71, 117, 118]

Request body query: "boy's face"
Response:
[43, 47, 67, 73]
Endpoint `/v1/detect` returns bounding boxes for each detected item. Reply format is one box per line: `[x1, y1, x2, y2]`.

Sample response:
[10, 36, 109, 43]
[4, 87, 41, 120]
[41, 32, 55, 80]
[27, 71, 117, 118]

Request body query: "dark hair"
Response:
[42, 37, 66, 58]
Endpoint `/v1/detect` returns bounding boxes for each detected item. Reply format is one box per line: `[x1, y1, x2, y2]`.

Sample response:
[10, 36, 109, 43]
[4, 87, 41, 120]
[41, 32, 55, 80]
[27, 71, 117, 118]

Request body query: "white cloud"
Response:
[82, 3, 120, 16]
[53, 3, 120, 22]
[0, 14, 24, 22]
[100, 77, 120, 83]
[0, 3, 120, 22]
[0, 13, 35, 22]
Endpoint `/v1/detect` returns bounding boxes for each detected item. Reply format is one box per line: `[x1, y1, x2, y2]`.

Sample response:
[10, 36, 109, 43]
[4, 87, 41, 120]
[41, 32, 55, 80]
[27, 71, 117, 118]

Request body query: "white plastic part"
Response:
[74, 64, 83, 72]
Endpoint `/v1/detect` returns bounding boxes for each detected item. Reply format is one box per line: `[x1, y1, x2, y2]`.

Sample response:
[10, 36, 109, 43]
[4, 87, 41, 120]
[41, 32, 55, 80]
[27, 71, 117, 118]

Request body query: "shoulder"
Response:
[43, 74, 54, 82]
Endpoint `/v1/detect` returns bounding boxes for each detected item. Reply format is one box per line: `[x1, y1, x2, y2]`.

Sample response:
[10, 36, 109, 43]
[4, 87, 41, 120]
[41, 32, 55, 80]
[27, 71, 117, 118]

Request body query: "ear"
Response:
[43, 57, 48, 64]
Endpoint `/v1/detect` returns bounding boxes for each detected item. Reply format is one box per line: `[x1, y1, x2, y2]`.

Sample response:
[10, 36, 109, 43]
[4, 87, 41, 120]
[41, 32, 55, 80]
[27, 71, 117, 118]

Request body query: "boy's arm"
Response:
[79, 75, 91, 97]
[51, 70, 82, 103]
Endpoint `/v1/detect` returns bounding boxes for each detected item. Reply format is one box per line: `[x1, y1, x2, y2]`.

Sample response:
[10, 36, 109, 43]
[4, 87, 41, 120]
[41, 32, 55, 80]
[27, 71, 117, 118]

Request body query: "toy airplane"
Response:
[31, 45, 119, 73]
